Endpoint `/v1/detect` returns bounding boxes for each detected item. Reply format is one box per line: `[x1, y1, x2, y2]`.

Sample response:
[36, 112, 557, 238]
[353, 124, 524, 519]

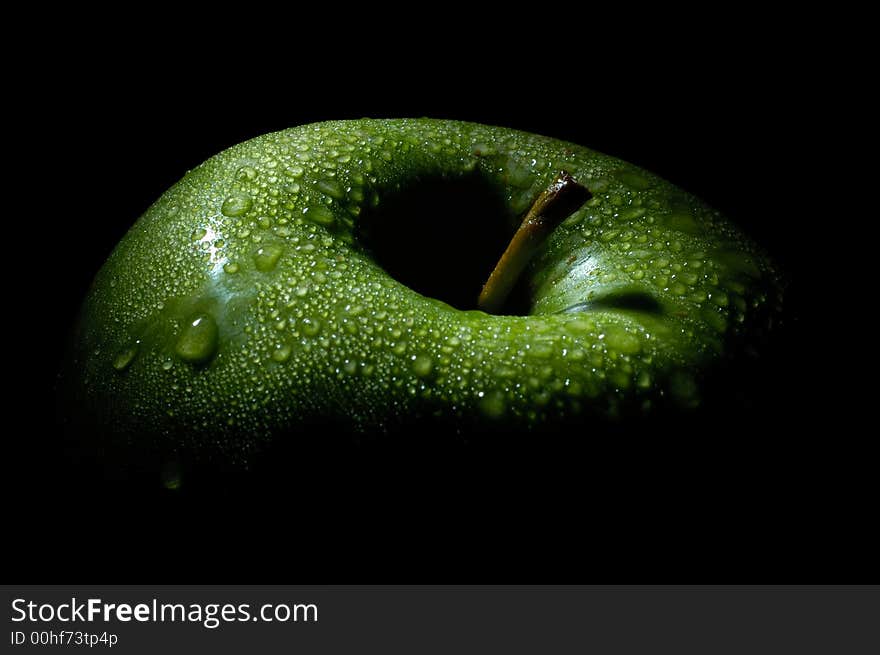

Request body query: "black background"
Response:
[10, 23, 865, 583]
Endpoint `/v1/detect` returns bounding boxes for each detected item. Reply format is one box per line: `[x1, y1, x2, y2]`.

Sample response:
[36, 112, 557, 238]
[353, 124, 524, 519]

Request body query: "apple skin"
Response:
[63, 119, 783, 464]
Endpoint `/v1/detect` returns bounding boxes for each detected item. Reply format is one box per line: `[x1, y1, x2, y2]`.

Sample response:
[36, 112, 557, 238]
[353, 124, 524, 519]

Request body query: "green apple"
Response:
[64, 119, 783, 465]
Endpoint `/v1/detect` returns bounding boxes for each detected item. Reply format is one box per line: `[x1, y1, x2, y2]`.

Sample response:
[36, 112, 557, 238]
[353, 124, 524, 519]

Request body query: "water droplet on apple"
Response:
[271, 344, 292, 362]
[221, 192, 253, 217]
[412, 354, 434, 378]
[253, 244, 283, 272]
[301, 318, 321, 336]
[303, 205, 335, 226]
[603, 325, 641, 355]
[316, 179, 344, 199]
[494, 365, 517, 378]
[529, 342, 554, 359]
[113, 343, 139, 371]
[236, 165, 258, 182]
[175, 314, 219, 364]
[652, 257, 670, 270]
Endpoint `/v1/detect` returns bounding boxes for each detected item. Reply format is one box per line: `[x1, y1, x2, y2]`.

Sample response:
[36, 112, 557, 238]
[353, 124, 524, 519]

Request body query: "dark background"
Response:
[9, 26, 865, 583]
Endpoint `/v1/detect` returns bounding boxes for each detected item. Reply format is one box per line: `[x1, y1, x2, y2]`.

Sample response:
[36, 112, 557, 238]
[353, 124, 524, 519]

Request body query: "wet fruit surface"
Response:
[65, 119, 783, 464]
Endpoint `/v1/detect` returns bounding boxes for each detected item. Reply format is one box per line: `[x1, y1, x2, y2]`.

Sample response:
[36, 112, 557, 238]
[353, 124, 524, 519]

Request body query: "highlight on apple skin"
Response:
[63, 119, 784, 465]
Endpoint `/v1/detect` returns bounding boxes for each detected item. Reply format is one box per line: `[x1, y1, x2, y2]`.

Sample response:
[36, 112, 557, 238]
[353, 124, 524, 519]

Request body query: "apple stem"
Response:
[478, 171, 591, 314]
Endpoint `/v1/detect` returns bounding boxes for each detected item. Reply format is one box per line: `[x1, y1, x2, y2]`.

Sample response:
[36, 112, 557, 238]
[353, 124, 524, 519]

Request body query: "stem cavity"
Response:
[478, 172, 591, 314]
